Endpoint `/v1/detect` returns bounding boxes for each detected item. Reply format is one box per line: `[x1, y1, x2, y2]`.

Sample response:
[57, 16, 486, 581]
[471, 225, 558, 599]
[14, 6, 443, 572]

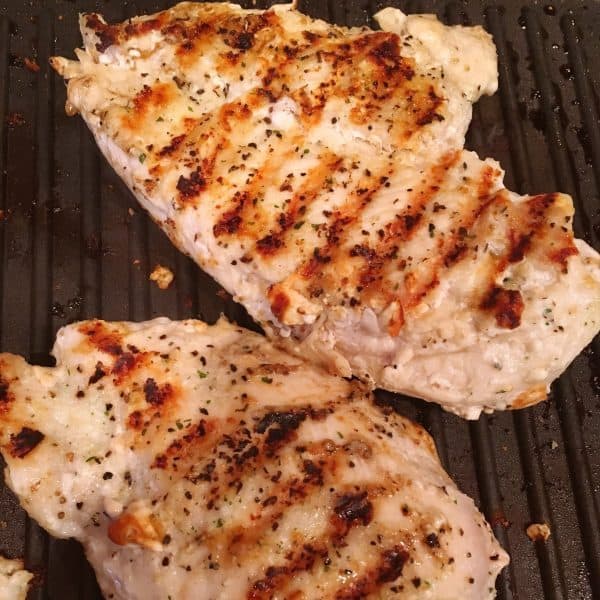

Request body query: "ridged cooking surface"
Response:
[0, 1, 598, 599]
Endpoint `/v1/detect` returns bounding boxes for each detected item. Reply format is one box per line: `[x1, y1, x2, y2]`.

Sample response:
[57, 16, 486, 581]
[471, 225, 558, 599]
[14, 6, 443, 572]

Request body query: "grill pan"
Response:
[0, 0, 598, 598]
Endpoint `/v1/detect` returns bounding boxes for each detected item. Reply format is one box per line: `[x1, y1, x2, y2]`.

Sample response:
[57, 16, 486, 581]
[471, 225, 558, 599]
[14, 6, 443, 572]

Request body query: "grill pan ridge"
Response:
[0, 1, 598, 598]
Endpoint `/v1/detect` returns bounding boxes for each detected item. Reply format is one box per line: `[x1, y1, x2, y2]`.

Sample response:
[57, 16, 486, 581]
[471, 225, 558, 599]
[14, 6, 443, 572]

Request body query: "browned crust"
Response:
[509, 384, 548, 410]
[78, 321, 124, 356]
[0, 372, 15, 415]
[82, 7, 580, 341]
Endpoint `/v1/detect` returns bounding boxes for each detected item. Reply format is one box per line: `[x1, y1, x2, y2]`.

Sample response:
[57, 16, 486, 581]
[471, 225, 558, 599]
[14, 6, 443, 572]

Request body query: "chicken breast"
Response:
[0, 318, 507, 599]
[50, 2, 600, 418]
[0, 556, 33, 600]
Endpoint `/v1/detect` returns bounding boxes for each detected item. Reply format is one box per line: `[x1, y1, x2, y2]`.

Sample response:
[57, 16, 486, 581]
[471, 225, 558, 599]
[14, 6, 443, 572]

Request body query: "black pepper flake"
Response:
[102, 472, 113, 480]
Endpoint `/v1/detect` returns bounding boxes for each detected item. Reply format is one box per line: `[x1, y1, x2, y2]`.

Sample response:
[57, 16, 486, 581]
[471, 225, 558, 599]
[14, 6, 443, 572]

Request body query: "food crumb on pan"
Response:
[526, 522, 551, 542]
[23, 57, 40, 73]
[149, 264, 174, 289]
[0, 555, 34, 600]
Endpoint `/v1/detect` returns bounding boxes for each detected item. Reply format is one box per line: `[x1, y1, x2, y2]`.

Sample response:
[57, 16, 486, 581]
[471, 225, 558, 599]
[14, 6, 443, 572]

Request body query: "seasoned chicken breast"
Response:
[0, 318, 507, 599]
[0, 556, 33, 600]
[51, 3, 600, 417]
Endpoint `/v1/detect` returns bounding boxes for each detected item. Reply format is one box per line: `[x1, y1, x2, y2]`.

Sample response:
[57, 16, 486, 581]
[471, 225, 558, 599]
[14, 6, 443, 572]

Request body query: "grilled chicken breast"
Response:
[0, 556, 33, 600]
[0, 318, 507, 599]
[51, 3, 600, 417]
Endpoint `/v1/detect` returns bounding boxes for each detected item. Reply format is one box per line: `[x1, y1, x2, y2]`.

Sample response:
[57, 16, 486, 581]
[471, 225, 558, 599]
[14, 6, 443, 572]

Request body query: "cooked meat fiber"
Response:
[0, 318, 507, 599]
[51, 3, 600, 417]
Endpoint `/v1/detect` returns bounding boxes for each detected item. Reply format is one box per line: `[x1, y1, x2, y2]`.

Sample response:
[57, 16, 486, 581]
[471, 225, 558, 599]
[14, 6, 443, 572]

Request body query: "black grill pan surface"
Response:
[0, 1, 598, 598]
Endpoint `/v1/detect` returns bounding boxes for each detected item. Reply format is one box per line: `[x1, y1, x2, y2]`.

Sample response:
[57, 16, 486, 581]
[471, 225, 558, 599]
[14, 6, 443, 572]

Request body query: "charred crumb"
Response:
[143, 378, 174, 406]
[176, 167, 206, 200]
[255, 410, 307, 447]
[333, 491, 373, 529]
[85, 13, 119, 53]
[89, 362, 107, 385]
[112, 352, 139, 380]
[8, 427, 45, 458]
[377, 546, 410, 583]
[480, 286, 524, 329]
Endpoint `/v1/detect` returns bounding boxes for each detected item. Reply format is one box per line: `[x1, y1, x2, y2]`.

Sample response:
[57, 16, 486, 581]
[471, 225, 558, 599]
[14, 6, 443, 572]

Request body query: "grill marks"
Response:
[255, 409, 308, 449]
[158, 133, 186, 158]
[150, 401, 399, 596]
[390, 162, 500, 317]
[266, 154, 501, 332]
[122, 83, 174, 131]
[264, 166, 393, 324]
[177, 403, 410, 598]
[190, 18, 443, 248]
[87, 7, 276, 59]
[213, 146, 297, 239]
[248, 546, 329, 600]
[152, 419, 213, 469]
[245, 487, 413, 598]
[157, 405, 321, 473]
[476, 192, 577, 328]
[255, 153, 343, 258]
[303, 168, 392, 281]
[264, 155, 577, 333]
[95, 4, 453, 268]
[203, 450, 340, 565]
[334, 546, 410, 599]
[481, 287, 524, 329]
[78, 322, 149, 383]
[245, 489, 376, 599]
[79, 321, 124, 356]
[352, 151, 461, 314]
[213, 191, 250, 238]
[173, 9, 280, 67]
